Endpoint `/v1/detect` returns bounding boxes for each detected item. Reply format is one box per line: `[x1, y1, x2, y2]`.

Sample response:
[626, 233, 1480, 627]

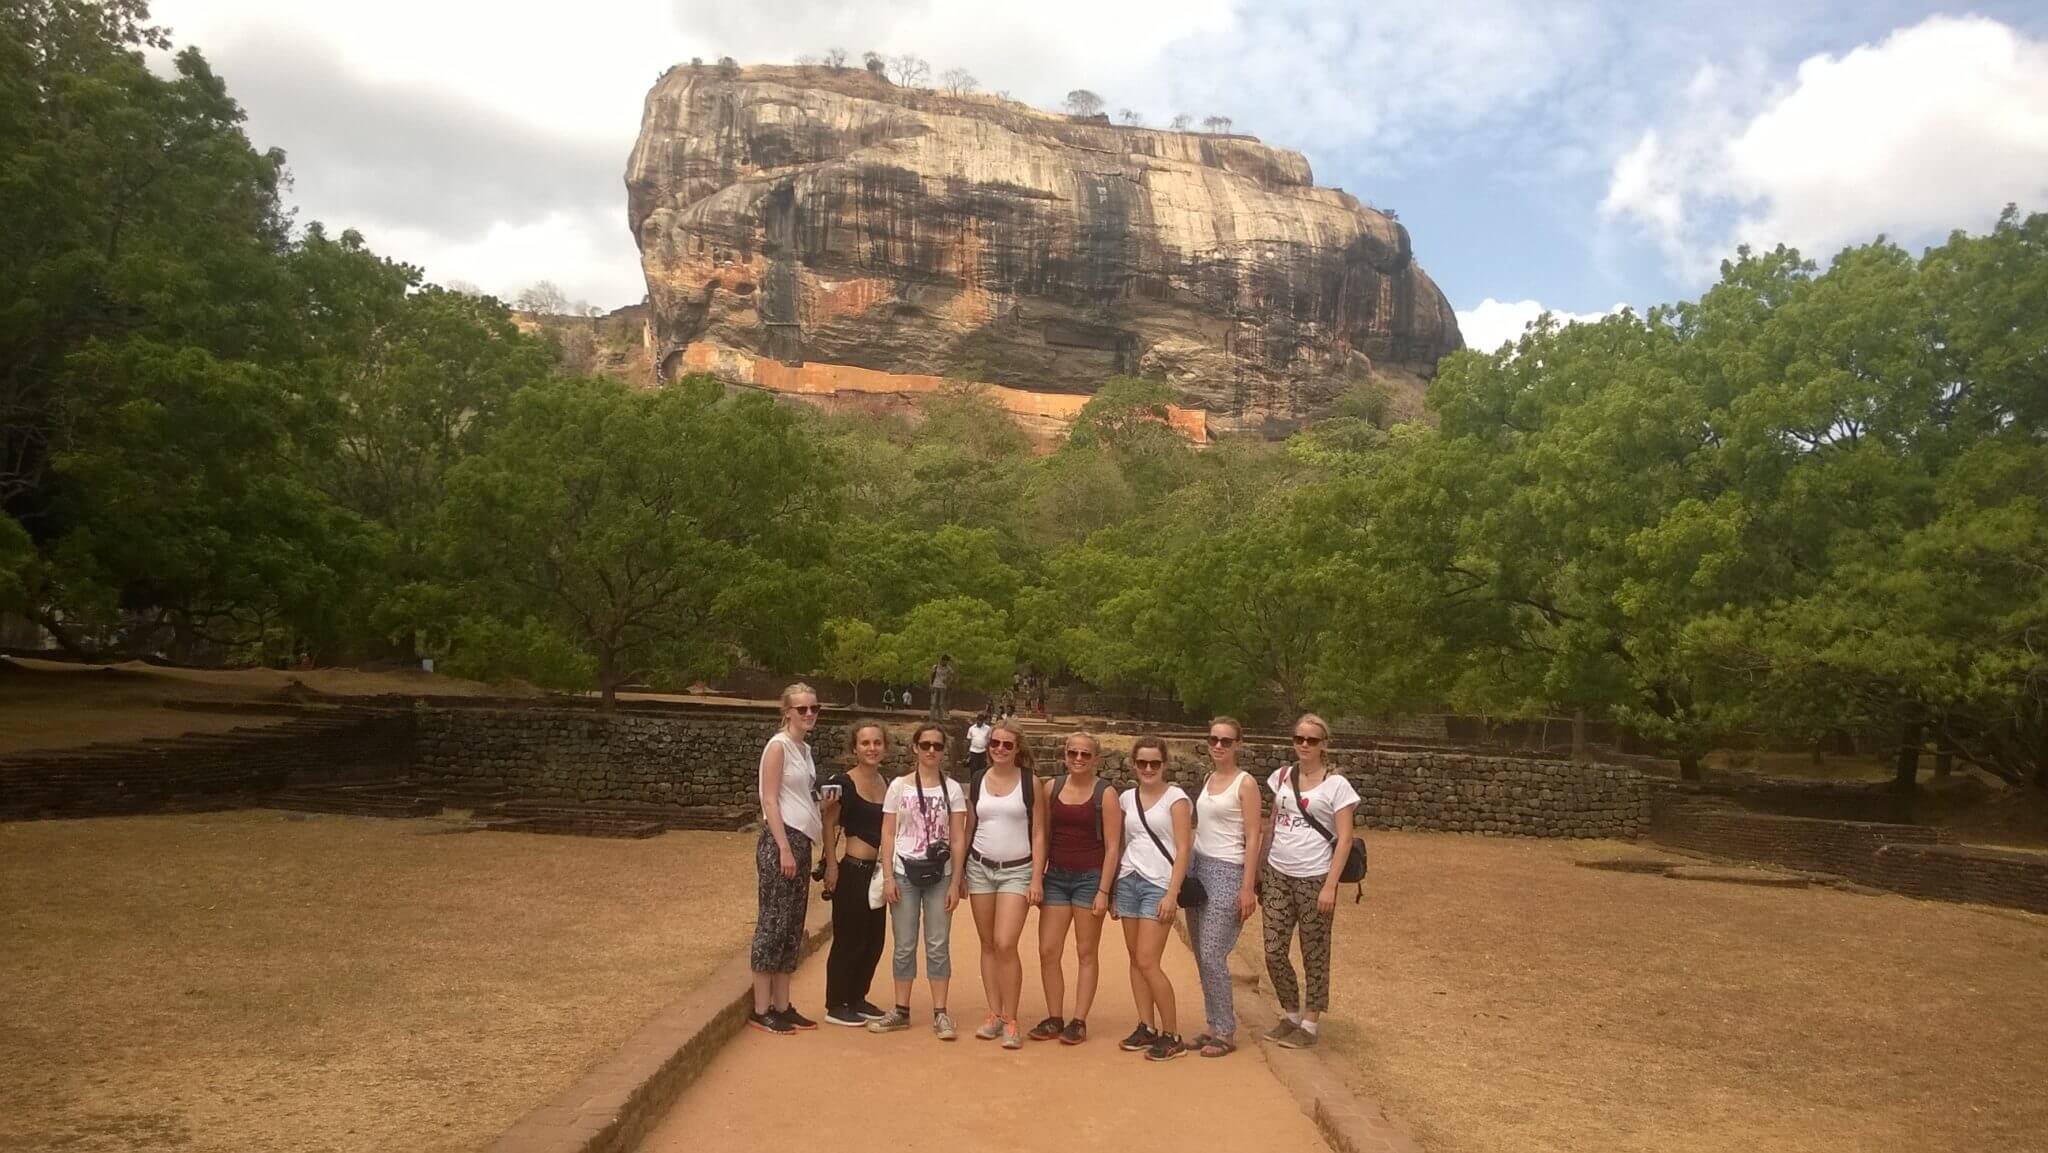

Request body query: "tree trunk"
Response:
[1571, 710, 1588, 763]
[1893, 719, 1922, 794]
[597, 650, 617, 713]
[1934, 731, 1954, 781]
[1678, 749, 1702, 782]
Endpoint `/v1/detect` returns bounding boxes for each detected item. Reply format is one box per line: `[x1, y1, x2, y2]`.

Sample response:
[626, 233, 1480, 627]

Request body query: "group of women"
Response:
[749, 683, 1359, 1062]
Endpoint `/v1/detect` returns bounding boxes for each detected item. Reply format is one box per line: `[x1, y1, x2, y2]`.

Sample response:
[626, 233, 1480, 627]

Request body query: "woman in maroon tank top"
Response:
[1025, 731, 1123, 1044]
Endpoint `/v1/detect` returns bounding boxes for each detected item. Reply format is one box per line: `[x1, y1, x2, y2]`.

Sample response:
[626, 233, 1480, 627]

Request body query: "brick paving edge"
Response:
[1213, 934, 1427, 1153]
[483, 919, 834, 1153]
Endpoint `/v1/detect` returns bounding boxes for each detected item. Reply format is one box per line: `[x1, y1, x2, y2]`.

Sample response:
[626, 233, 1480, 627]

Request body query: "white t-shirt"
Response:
[883, 774, 967, 863]
[1265, 767, 1360, 879]
[1193, 771, 1252, 864]
[760, 732, 821, 843]
[1118, 785, 1190, 887]
[971, 773, 1032, 860]
[966, 722, 993, 753]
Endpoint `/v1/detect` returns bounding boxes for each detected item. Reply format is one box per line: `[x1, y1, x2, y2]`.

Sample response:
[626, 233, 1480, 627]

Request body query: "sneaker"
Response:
[748, 1009, 796, 1035]
[1060, 1019, 1088, 1045]
[824, 1006, 867, 1028]
[1118, 1023, 1158, 1052]
[1144, 1032, 1188, 1061]
[1027, 1015, 1066, 1042]
[933, 1010, 958, 1041]
[1277, 1024, 1320, 1049]
[856, 1000, 889, 1021]
[1002, 1018, 1023, 1049]
[1261, 1018, 1300, 1043]
[866, 1008, 911, 1033]
[779, 1006, 818, 1031]
[974, 1014, 1005, 1041]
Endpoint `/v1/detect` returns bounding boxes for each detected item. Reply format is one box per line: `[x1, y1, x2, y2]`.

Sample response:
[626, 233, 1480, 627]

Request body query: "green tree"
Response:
[882, 595, 1013, 692]
[427, 376, 835, 707]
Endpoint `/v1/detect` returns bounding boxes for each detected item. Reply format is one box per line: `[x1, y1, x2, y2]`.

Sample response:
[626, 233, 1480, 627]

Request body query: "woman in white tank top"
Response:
[1184, 716, 1263, 1057]
[749, 683, 823, 1035]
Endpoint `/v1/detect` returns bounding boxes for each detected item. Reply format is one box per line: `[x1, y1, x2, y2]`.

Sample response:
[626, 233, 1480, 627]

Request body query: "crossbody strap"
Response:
[1287, 767, 1339, 845]
[1131, 788, 1175, 866]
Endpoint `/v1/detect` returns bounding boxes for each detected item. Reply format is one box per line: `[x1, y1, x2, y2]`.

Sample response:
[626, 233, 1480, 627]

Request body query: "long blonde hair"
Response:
[990, 722, 1034, 773]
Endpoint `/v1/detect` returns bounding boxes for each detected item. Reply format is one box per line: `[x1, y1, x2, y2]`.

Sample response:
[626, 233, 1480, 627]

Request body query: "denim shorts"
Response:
[1042, 867, 1102, 908]
[1114, 873, 1166, 919]
[966, 856, 1032, 896]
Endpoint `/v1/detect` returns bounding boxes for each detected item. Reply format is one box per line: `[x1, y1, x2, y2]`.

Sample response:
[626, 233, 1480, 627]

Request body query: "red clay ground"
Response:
[0, 812, 756, 1153]
[1251, 832, 2048, 1153]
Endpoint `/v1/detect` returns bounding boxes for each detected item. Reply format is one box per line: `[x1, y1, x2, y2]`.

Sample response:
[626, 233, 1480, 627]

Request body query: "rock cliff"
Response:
[625, 64, 1461, 433]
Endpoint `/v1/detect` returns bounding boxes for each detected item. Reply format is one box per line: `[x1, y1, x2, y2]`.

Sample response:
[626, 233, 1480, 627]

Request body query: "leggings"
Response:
[1260, 869, 1332, 1014]
[1184, 853, 1247, 1037]
[824, 856, 887, 1011]
[751, 826, 813, 973]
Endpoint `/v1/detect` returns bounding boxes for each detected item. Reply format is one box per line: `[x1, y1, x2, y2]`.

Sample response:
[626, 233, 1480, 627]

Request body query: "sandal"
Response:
[1200, 1036, 1237, 1058]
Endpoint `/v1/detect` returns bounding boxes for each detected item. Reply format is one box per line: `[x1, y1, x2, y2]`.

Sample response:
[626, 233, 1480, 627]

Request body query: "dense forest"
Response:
[4, 2, 2044, 785]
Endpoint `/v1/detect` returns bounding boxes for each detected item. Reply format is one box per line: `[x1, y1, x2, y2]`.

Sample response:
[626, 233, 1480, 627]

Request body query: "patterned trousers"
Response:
[751, 826, 813, 973]
[1260, 869, 1333, 1014]
[1184, 853, 1248, 1038]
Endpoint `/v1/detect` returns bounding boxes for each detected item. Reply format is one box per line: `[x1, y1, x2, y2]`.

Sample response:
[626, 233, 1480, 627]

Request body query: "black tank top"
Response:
[830, 772, 885, 849]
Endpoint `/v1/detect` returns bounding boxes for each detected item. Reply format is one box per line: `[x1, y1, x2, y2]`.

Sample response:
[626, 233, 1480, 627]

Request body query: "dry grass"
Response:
[1259, 832, 2048, 1153]
[0, 811, 758, 1153]
[0, 657, 513, 754]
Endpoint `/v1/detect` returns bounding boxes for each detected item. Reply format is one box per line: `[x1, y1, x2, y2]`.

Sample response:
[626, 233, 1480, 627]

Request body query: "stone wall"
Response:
[1649, 796, 2048, 914]
[1033, 734, 1651, 838]
[0, 710, 415, 821]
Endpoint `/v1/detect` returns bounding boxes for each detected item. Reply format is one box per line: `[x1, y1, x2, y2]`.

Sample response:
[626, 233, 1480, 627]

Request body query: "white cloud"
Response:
[1455, 298, 1627, 354]
[1603, 15, 2048, 280]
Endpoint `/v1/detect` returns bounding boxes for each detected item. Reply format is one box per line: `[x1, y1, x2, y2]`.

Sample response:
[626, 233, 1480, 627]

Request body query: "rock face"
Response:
[626, 65, 1462, 433]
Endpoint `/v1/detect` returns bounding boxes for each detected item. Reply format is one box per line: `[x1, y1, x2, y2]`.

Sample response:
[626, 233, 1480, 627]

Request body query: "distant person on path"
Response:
[965, 712, 993, 775]
[749, 683, 823, 1035]
[1114, 735, 1194, 1061]
[928, 655, 954, 720]
[901, 687, 914, 711]
[1028, 730, 1121, 1045]
[871, 724, 968, 1040]
[961, 721, 1044, 1049]
[1184, 716, 1263, 1057]
[883, 687, 896, 708]
[1259, 712, 1359, 1050]
[818, 722, 892, 1028]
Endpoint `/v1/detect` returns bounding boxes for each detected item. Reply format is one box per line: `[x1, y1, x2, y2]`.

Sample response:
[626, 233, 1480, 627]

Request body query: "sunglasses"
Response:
[1134, 757, 1165, 768]
[915, 740, 945, 752]
[1208, 735, 1237, 748]
[1064, 748, 1096, 759]
[989, 738, 1017, 750]
[1292, 734, 1325, 746]
[791, 704, 818, 715]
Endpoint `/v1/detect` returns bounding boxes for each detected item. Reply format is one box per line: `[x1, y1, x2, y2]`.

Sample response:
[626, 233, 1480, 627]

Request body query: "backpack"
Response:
[1051, 772, 1112, 846]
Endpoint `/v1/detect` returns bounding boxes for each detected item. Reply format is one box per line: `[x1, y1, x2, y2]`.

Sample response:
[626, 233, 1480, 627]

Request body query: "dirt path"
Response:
[642, 899, 1330, 1153]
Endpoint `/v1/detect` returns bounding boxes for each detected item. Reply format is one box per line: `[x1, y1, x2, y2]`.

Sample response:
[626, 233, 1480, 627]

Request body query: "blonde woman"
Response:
[1260, 713, 1359, 1049]
[819, 722, 891, 1027]
[959, 721, 1045, 1049]
[870, 724, 969, 1039]
[1114, 736, 1193, 1061]
[750, 683, 824, 1035]
[1183, 716, 1263, 1057]
[1027, 730, 1122, 1045]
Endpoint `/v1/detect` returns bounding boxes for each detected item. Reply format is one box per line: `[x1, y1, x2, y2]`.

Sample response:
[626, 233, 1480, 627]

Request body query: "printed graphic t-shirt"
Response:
[1265, 767, 1360, 879]
[882, 774, 967, 864]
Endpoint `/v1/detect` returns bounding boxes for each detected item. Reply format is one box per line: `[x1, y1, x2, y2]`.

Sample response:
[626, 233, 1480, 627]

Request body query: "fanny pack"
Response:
[902, 776, 950, 886]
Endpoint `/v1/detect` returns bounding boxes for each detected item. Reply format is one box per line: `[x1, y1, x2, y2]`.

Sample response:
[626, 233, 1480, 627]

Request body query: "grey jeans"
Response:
[890, 864, 954, 981]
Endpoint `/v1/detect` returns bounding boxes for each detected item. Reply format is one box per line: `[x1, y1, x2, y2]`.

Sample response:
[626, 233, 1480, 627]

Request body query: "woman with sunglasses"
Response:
[1183, 716, 1263, 1057]
[749, 683, 824, 1035]
[1026, 731, 1122, 1045]
[870, 724, 968, 1039]
[959, 721, 1044, 1049]
[1114, 736, 1193, 1061]
[819, 722, 892, 1028]
[1260, 712, 1359, 1049]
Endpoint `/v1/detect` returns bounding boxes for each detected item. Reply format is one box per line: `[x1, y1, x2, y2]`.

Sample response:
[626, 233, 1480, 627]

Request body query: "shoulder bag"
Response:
[1284, 767, 1367, 901]
[1131, 788, 1206, 908]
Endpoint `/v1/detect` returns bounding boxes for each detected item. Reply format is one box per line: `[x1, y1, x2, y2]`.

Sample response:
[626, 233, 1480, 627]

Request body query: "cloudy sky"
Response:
[151, 1, 2048, 353]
